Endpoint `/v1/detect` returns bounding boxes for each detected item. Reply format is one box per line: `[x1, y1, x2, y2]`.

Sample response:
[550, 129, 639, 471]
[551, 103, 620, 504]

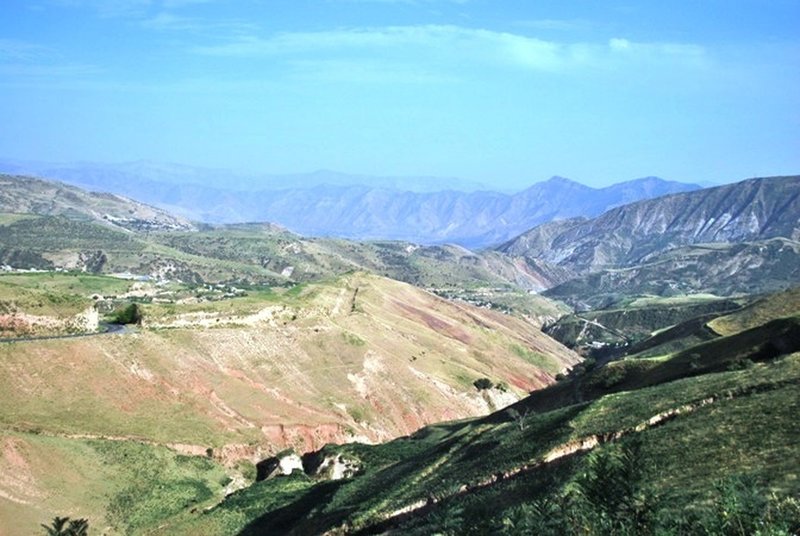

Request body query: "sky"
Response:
[0, 0, 798, 189]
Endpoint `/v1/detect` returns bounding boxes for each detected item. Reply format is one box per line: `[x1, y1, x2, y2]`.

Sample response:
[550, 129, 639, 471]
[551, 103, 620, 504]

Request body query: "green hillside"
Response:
[146, 311, 800, 535]
[0, 211, 567, 324]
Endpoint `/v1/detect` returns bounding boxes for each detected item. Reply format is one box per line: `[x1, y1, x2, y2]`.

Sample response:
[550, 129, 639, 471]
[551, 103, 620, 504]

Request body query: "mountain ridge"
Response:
[498, 175, 800, 269]
[0, 159, 701, 247]
[497, 175, 800, 307]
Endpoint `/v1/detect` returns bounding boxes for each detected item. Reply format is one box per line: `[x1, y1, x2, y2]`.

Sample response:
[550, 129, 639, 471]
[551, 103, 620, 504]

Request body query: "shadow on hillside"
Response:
[237, 480, 352, 536]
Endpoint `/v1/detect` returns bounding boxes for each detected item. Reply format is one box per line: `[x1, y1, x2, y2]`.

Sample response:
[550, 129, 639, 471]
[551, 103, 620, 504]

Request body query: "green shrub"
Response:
[473, 378, 494, 391]
[113, 303, 142, 325]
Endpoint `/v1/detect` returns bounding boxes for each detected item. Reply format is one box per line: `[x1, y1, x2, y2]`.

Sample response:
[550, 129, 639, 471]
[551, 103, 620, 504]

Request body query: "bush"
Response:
[473, 378, 494, 391]
[113, 303, 142, 325]
[597, 365, 627, 389]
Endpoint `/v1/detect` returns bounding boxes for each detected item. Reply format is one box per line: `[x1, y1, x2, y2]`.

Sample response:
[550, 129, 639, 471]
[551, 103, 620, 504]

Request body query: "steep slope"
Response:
[543, 294, 745, 355]
[0, 174, 194, 232]
[0, 271, 580, 534]
[498, 175, 800, 271]
[544, 238, 800, 309]
[496, 175, 800, 304]
[0, 272, 578, 447]
[153, 313, 800, 535]
[617, 285, 800, 360]
[708, 285, 800, 336]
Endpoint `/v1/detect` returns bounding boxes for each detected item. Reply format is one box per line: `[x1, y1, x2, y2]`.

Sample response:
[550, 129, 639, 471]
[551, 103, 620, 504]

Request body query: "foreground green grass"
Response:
[0, 432, 230, 536]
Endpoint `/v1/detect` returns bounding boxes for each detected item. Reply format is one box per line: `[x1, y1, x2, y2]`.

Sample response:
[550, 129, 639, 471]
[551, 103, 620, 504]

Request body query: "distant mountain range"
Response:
[2, 171, 797, 310]
[497, 175, 800, 307]
[0, 159, 700, 247]
[235, 176, 701, 248]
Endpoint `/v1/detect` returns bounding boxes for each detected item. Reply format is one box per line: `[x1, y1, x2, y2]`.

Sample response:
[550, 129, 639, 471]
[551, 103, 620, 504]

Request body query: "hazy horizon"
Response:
[1, 155, 736, 193]
[1, 1, 798, 190]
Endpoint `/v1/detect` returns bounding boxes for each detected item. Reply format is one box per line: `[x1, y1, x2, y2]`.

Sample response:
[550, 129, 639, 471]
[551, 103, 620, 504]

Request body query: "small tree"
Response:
[473, 377, 494, 391]
[113, 303, 142, 325]
[506, 407, 531, 431]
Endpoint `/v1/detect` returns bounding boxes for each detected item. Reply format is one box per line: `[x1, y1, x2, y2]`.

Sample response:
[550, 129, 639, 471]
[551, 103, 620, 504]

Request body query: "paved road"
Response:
[0, 323, 135, 344]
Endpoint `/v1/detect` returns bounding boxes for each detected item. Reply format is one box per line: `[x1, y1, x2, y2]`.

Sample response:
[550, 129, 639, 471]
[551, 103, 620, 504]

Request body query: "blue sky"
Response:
[0, 0, 798, 188]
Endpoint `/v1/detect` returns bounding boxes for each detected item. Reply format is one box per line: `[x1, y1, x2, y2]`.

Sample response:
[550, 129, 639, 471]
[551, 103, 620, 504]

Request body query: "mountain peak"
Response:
[544, 175, 582, 185]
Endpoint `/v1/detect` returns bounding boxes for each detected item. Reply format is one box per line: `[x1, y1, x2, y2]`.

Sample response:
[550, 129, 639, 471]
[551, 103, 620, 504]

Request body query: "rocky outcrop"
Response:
[255, 450, 305, 481]
[255, 446, 362, 483]
[302, 449, 361, 481]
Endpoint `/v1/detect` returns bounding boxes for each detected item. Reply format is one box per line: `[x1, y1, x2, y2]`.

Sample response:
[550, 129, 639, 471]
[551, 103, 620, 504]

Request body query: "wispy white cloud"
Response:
[606, 37, 708, 67]
[193, 25, 709, 77]
[141, 12, 255, 34]
[194, 25, 564, 70]
[0, 39, 51, 61]
[514, 19, 595, 32]
[49, 0, 153, 18]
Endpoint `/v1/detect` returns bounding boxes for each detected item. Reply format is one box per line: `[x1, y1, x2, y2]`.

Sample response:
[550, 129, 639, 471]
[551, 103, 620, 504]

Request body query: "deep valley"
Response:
[0, 172, 798, 535]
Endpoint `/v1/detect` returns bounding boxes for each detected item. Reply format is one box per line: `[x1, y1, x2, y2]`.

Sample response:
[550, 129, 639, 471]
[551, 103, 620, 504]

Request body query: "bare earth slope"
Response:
[497, 176, 800, 305]
[0, 272, 578, 533]
[498, 175, 800, 270]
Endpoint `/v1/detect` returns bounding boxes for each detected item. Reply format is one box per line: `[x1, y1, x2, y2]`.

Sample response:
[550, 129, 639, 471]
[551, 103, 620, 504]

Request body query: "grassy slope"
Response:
[2, 215, 568, 321]
[617, 285, 800, 360]
[0, 214, 286, 284]
[709, 286, 800, 336]
[148, 228, 569, 322]
[0, 272, 129, 317]
[0, 273, 576, 445]
[0, 433, 229, 536]
[544, 294, 745, 351]
[157, 331, 800, 535]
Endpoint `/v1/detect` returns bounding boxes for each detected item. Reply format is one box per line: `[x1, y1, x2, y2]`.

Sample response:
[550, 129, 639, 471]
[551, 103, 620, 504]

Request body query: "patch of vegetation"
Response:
[89, 440, 228, 535]
[347, 404, 370, 422]
[40, 516, 89, 536]
[509, 343, 557, 372]
[0, 272, 129, 317]
[112, 303, 142, 325]
[709, 285, 800, 336]
[473, 377, 493, 390]
[545, 294, 745, 354]
[342, 331, 366, 347]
